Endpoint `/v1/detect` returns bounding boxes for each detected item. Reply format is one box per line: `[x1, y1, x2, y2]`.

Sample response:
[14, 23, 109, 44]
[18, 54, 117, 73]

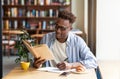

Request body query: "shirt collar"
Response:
[51, 32, 72, 46]
[66, 32, 72, 46]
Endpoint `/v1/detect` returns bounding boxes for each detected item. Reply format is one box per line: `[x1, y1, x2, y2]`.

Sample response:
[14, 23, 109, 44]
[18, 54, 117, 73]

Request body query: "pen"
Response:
[64, 58, 68, 61]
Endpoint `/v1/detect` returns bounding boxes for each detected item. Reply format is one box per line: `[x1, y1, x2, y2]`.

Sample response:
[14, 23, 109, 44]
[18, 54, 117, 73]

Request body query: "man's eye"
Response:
[61, 28, 66, 30]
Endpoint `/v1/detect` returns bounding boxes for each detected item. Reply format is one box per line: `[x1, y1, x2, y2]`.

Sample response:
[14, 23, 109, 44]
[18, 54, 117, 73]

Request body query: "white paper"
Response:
[37, 67, 75, 73]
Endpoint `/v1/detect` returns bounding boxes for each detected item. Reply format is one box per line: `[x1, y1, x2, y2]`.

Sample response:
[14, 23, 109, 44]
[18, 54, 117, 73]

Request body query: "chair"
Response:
[2, 34, 16, 57]
[2, 30, 24, 56]
[31, 24, 44, 44]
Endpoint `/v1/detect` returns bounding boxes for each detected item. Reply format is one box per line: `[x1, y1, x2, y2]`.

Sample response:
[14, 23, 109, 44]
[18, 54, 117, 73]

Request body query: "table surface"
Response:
[2, 67, 97, 79]
[98, 60, 120, 79]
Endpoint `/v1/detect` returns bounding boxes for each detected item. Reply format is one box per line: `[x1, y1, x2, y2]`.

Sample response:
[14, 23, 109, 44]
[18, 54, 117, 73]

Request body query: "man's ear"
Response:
[70, 27, 73, 30]
[69, 24, 72, 30]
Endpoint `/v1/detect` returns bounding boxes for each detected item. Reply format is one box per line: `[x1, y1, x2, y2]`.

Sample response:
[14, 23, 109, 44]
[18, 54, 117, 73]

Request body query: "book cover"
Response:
[23, 40, 54, 60]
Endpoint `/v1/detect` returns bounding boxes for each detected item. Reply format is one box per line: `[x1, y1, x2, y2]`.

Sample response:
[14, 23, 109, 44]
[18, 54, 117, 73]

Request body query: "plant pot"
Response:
[20, 61, 30, 71]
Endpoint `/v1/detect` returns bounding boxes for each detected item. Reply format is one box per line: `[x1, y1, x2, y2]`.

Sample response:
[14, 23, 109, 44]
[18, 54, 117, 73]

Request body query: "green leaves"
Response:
[15, 30, 35, 63]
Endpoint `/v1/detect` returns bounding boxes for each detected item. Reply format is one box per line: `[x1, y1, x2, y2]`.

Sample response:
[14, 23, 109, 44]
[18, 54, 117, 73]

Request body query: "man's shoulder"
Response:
[40, 32, 55, 44]
[45, 32, 55, 35]
[44, 32, 55, 38]
[68, 32, 84, 42]
[69, 32, 82, 39]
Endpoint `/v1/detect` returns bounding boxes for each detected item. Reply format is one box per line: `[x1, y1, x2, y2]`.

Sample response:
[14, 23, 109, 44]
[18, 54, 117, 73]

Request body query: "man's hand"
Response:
[72, 62, 86, 72]
[33, 57, 45, 68]
[56, 62, 66, 70]
[56, 62, 86, 71]
[56, 62, 72, 70]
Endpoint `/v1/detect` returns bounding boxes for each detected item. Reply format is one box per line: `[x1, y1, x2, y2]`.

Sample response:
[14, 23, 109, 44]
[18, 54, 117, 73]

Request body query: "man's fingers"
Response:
[56, 62, 66, 70]
[33, 57, 46, 68]
[34, 57, 41, 61]
[35, 59, 45, 64]
[39, 59, 46, 64]
[76, 66, 86, 72]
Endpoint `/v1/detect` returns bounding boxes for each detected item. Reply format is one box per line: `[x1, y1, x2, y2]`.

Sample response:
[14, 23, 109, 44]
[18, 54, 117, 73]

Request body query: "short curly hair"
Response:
[58, 10, 76, 24]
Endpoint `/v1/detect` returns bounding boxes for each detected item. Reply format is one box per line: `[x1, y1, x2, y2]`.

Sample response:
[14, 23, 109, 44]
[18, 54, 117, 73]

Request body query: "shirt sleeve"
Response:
[78, 38, 98, 69]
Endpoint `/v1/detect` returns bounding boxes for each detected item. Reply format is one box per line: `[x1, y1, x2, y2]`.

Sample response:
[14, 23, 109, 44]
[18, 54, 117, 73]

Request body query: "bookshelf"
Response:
[2, 0, 71, 35]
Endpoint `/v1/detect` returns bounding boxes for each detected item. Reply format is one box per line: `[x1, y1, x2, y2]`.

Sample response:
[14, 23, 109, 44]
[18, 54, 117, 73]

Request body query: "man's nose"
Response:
[56, 28, 61, 33]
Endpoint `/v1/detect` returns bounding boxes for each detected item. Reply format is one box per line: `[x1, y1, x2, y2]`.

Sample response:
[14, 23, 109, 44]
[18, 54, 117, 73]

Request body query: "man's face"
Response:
[55, 18, 72, 42]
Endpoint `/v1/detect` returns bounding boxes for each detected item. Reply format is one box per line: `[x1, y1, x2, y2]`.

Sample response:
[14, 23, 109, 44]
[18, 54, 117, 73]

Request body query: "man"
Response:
[33, 10, 98, 70]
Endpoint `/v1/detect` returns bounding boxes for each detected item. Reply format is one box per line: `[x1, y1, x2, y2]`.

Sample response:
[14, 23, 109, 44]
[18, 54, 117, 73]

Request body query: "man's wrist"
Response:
[70, 63, 74, 69]
[70, 62, 85, 69]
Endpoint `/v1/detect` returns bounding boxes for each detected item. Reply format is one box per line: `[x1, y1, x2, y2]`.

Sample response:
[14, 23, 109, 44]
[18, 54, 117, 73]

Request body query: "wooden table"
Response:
[98, 60, 120, 79]
[2, 67, 97, 79]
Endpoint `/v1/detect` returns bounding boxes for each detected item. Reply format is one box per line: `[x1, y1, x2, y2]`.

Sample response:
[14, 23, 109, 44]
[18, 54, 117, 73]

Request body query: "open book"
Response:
[22, 40, 54, 60]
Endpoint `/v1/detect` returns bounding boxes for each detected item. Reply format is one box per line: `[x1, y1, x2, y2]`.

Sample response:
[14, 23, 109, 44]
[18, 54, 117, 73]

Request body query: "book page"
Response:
[37, 67, 75, 73]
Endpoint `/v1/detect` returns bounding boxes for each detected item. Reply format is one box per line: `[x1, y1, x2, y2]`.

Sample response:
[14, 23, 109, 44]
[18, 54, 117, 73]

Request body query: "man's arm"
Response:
[78, 38, 98, 69]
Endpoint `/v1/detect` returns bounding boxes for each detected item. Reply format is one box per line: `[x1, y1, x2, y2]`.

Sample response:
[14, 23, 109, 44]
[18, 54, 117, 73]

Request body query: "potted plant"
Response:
[15, 30, 35, 65]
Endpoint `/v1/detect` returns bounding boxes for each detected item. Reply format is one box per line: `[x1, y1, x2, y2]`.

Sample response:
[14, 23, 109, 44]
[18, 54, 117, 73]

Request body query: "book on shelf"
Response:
[38, 21, 42, 30]
[22, 20, 26, 28]
[21, 0, 25, 5]
[27, 11, 31, 17]
[2, 0, 71, 34]
[7, 9, 11, 17]
[40, 11, 45, 17]
[11, 0, 14, 5]
[10, 20, 14, 29]
[49, 21, 55, 30]
[40, 0, 44, 5]
[22, 9, 26, 17]
[14, 0, 18, 5]
[18, 9, 23, 17]
[31, 10, 36, 17]
[38, 10, 41, 17]
[3, 0, 25, 5]
[45, 0, 51, 5]
[42, 21, 46, 29]
[4, 20, 9, 30]
[30, 23, 38, 30]
[4, 8, 26, 17]
[8, 20, 11, 29]
[14, 8, 18, 17]
[26, 0, 30, 5]
[34, 0, 37, 5]
[26, 22, 30, 29]
[36, 10, 39, 17]
[11, 8, 18, 17]
[31, 0, 34, 5]
[49, 9, 53, 17]
[14, 20, 18, 29]
[3, 0, 70, 6]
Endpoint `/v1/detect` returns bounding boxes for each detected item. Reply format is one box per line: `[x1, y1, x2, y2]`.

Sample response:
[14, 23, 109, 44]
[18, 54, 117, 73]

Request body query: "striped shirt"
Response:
[40, 32, 98, 69]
